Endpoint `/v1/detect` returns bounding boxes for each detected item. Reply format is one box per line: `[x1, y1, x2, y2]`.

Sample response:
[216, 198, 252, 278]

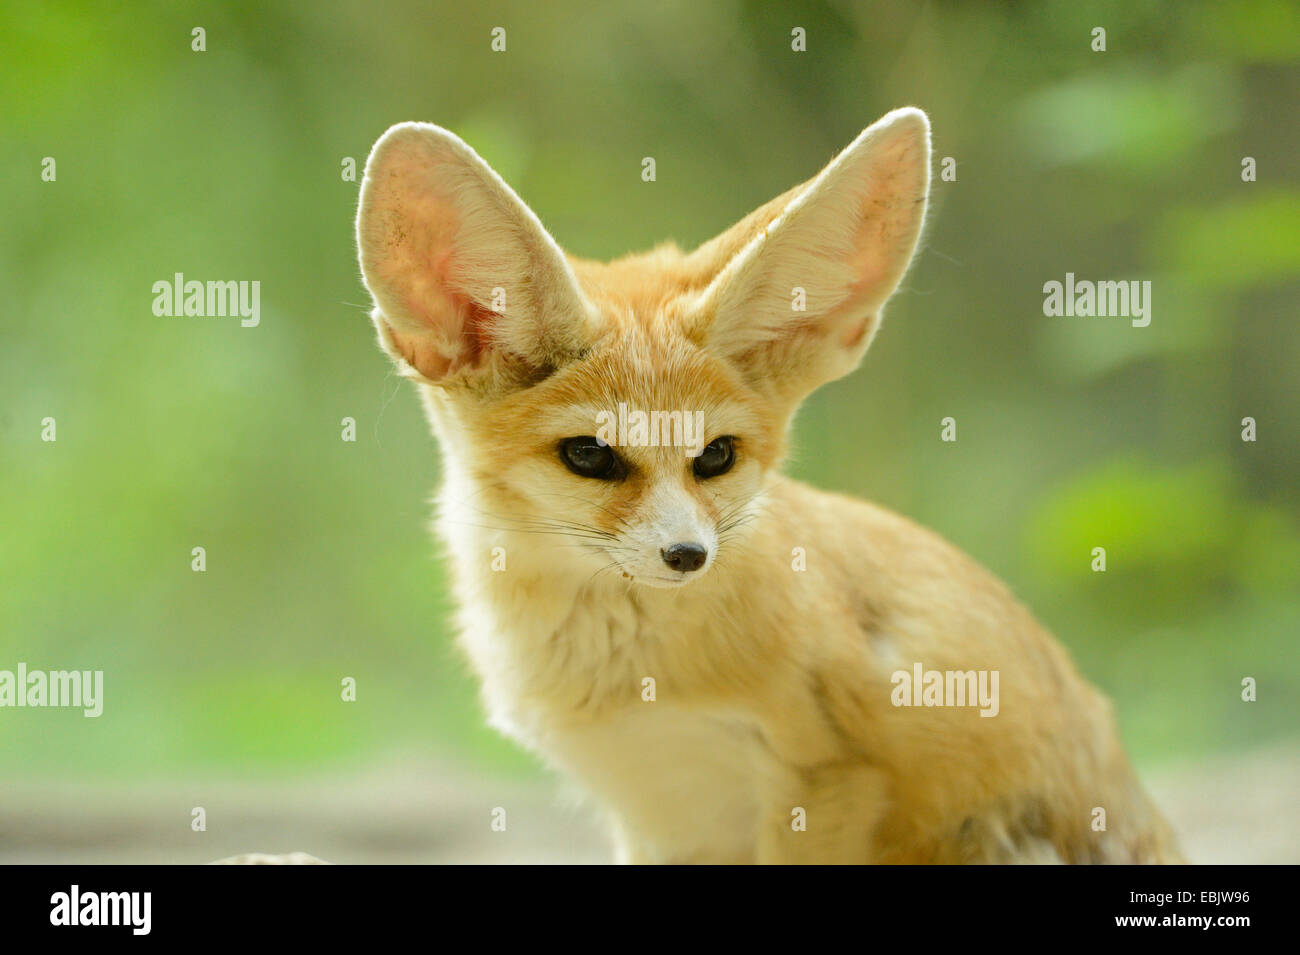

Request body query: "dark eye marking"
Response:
[559, 436, 622, 480]
[694, 436, 735, 479]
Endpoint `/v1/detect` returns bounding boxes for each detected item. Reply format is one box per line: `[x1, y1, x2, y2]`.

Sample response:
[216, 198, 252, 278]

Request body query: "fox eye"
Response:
[560, 436, 620, 480]
[694, 436, 736, 479]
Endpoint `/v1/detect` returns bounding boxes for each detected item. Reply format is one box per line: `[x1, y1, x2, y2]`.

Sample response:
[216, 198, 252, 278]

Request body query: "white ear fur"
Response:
[356, 122, 597, 384]
[698, 108, 931, 397]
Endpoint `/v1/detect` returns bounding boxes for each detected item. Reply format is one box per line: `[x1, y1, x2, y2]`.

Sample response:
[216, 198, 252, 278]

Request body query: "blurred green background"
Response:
[1, 0, 1296, 797]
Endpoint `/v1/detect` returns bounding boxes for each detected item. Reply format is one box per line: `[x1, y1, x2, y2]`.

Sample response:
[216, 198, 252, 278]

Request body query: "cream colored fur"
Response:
[353, 109, 1183, 864]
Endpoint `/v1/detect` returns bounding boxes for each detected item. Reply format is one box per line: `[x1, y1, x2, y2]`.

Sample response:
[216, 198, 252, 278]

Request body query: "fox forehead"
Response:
[567, 245, 708, 322]
[480, 328, 780, 462]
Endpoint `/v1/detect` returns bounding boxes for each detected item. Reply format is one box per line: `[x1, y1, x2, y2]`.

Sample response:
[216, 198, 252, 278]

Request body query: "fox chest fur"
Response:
[447, 504, 793, 865]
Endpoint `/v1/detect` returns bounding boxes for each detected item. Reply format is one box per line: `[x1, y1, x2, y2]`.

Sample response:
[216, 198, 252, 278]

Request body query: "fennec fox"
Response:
[354, 108, 1183, 864]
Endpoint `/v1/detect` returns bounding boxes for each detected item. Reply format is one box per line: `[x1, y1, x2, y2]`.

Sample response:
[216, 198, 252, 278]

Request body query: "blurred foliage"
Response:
[1, 0, 1296, 781]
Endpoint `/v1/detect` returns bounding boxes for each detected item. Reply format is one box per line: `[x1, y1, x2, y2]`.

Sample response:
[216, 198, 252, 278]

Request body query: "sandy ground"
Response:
[1, 741, 1295, 864]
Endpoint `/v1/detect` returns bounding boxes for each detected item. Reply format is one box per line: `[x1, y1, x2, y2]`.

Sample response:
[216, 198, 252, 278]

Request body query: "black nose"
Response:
[661, 543, 708, 573]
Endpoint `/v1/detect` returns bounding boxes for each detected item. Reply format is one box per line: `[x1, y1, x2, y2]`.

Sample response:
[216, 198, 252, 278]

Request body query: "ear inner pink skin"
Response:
[382, 215, 497, 378]
[388, 288, 493, 378]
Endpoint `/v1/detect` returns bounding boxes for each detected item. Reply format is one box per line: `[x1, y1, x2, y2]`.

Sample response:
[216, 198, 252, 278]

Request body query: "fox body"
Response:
[354, 108, 1182, 864]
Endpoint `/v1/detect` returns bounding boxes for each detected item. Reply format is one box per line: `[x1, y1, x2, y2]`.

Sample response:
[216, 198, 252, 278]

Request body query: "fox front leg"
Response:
[757, 764, 890, 864]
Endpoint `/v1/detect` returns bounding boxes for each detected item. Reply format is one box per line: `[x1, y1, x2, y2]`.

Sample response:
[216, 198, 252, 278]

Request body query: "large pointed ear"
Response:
[356, 122, 598, 385]
[692, 108, 930, 403]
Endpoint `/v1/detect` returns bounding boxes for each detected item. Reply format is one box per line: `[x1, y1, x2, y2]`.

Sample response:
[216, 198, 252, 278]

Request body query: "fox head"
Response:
[356, 109, 930, 588]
